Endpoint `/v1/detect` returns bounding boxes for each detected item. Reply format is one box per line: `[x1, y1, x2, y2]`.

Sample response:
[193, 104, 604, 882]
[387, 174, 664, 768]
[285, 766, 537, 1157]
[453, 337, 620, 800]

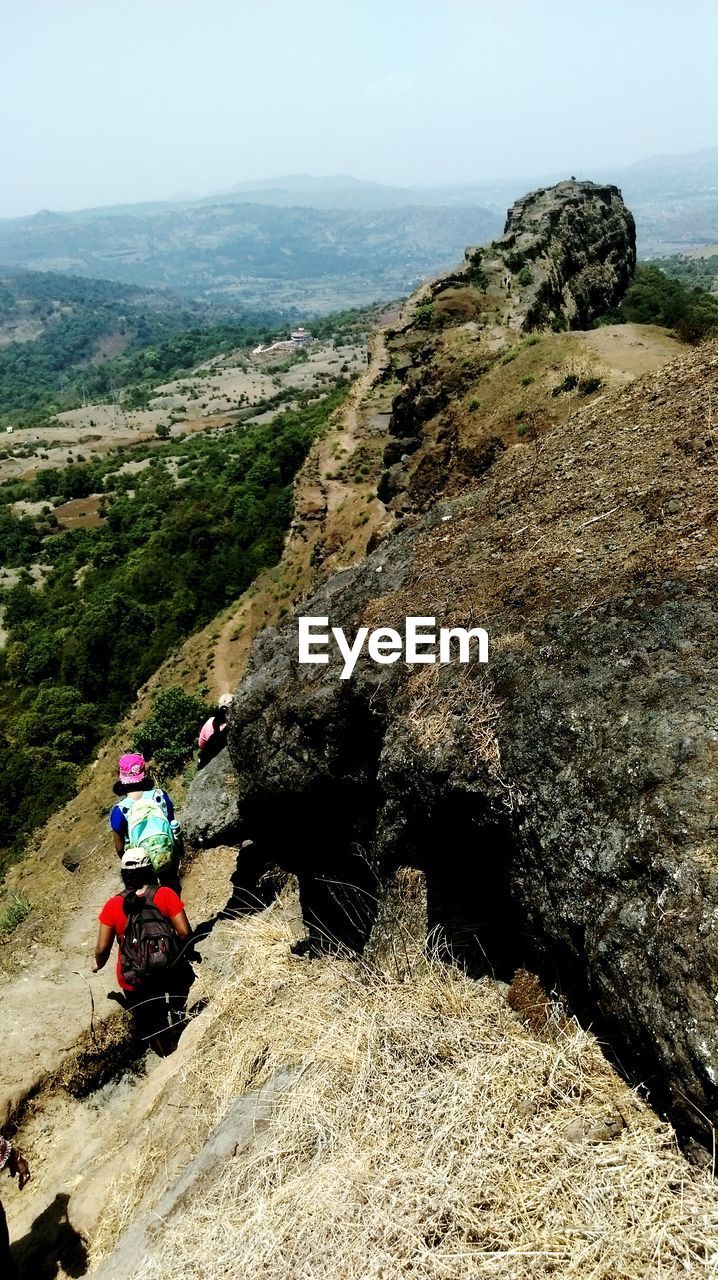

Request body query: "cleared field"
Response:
[0, 339, 365, 484]
[53, 495, 104, 529]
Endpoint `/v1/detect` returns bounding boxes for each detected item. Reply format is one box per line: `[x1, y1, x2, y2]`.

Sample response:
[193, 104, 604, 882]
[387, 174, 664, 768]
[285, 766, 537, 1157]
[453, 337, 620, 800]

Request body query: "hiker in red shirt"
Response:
[93, 850, 194, 1056]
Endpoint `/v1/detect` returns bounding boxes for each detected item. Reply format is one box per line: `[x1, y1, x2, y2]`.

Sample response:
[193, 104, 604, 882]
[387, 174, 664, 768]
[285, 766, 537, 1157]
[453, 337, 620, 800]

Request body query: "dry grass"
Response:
[405, 664, 503, 780]
[90, 897, 718, 1279]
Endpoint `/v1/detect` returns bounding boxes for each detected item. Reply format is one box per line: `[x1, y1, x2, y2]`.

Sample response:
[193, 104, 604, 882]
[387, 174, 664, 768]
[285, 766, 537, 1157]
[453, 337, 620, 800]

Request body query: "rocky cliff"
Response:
[379, 181, 636, 517]
[185, 183, 718, 1153]
[489, 179, 636, 331]
[224, 338, 718, 1154]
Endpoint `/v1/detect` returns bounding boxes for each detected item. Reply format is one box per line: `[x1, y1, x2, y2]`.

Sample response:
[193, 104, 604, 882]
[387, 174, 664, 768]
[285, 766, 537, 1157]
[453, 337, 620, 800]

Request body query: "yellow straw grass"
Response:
[92, 897, 718, 1279]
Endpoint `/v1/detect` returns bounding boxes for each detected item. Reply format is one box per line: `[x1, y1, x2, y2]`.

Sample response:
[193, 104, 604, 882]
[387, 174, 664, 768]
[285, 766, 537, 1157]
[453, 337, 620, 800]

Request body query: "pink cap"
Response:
[118, 753, 146, 786]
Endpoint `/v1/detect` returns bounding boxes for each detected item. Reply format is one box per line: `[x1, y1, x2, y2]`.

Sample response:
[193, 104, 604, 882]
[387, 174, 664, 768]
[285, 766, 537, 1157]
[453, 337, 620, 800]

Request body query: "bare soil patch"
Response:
[53, 495, 104, 530]
[577, 322, 689, 381]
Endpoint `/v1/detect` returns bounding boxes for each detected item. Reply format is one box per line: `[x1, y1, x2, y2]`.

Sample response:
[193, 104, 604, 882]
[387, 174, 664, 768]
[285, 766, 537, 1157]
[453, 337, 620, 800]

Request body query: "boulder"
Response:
[180, 749, 241, 848]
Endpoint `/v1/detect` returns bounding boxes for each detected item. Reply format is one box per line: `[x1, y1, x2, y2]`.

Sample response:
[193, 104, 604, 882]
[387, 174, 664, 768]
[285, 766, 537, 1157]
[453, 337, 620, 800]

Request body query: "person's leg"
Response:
[0, 1200, 18, 1279]
[125, 989, 167, 1055]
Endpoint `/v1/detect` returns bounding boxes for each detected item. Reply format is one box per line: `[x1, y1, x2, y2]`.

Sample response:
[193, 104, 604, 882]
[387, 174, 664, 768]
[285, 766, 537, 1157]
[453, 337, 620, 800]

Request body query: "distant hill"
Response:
[204, 148, 718, 256]
[0, 199, 502, 312]
[1, 148, 714, 313]
[391, 148, 718, 255]
[613, 147, 718, 254]
[205, 173, 421, 209]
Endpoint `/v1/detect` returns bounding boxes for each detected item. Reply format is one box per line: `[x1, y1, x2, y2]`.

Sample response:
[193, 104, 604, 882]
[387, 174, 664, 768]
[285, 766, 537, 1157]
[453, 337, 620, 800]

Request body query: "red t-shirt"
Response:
[99, 887, 184, 990]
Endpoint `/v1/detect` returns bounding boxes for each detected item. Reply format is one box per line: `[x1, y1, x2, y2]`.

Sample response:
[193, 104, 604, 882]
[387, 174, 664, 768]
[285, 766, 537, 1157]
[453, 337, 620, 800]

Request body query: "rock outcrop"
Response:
[180, 748, 241, 847]
[377, 179, 636, 515]
[487, 179, 636, 331]
[219, 339, 718, 1152]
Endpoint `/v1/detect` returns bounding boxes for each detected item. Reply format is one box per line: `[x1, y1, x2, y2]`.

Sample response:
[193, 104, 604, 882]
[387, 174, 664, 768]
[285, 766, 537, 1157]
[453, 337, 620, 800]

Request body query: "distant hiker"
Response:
[111, 753, 181, 889]
[503, 272, 512, 296]
[197, 693, 232, 771]
[0, 1136, 30, 1278]
[93, 850, 194, 1056]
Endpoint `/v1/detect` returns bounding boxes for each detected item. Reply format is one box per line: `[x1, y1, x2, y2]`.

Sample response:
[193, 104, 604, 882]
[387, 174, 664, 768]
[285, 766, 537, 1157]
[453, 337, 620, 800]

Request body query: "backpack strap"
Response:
[122, 885, 160, 907]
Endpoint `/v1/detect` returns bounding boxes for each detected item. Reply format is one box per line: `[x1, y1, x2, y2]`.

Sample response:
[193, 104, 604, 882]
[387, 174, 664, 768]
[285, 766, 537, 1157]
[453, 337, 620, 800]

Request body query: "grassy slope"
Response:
[89, 897, 718, 1279]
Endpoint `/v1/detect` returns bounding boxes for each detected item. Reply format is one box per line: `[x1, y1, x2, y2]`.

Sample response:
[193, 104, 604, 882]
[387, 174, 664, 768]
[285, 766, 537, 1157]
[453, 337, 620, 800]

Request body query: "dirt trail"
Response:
[210, 310, 402, 696]
[0, 308, 399, 1269]
[0, 831, 238, 1122]
[3, 877, 300, 1280]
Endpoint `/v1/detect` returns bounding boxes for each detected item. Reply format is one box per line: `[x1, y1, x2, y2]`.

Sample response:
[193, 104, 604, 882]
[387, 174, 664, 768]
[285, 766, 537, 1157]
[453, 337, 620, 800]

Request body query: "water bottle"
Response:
[170, 818, 184, 862]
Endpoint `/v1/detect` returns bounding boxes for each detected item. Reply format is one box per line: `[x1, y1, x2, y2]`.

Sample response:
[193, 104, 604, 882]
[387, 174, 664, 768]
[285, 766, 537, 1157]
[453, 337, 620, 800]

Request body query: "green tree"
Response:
[17, 686, 96, 762]
[133, 687, 210, 773]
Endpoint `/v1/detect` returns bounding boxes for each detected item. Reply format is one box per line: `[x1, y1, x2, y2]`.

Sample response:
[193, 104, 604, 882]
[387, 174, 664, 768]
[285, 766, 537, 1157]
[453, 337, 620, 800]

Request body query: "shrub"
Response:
[0, 892, 32, 938]
[505, 251, 525, 272]
[579, 376, 602, 395]
[466, 252, 489, 290]
[517, 266, 533, 287]
[133, 686, 210, 774]
[617, 264, 718, 344]
[552, 373, 579, 396]
[415, 303, 436, 329]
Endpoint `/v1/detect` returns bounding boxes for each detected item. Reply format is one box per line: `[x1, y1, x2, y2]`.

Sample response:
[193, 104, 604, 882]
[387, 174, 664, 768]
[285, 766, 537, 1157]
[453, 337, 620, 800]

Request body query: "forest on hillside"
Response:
[0, 201, 502, 311]
[0, 387, 347, 870]
[0, 269, 284, 424]
[614, 262, 718, 342]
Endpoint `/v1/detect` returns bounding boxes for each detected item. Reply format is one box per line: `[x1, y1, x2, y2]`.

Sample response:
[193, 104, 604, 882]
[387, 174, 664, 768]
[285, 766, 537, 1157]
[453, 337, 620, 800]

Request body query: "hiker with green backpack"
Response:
[93, 849, 195, 1056]
[110, 753, 182, 891]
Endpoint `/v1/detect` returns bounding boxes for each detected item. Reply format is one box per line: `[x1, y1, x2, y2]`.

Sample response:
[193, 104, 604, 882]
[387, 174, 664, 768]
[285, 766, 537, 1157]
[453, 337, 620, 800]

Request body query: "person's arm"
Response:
[171, 910, 192, 940]
[0, 1138, 30, 1189]
[92, 922, 115, 972]
[110, 805, 126, 857]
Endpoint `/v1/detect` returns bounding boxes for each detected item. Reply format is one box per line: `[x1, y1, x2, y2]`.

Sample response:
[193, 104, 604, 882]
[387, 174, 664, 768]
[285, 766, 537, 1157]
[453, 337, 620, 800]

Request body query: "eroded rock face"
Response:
[378, 179, 636, 514]
[493, 179, 636, 331]
[224, 342, 718, 1150]
[180, 749, 241, 847]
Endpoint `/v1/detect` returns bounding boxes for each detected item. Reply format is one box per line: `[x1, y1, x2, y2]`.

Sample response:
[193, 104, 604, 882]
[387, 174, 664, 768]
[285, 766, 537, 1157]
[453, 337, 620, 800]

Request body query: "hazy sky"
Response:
[0, 0, 715, 218]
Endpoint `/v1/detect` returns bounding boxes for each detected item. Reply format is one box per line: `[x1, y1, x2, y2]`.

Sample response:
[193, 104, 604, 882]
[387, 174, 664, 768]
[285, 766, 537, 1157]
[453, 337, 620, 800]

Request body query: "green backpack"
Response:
[123, 790, 175, 872]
